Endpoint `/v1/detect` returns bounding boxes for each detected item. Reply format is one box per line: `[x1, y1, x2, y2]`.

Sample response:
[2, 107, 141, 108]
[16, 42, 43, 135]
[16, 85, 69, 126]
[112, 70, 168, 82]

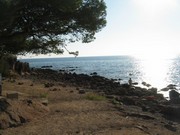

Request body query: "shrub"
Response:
[39, 93, 48, 98]
[85, 92, 106, 101]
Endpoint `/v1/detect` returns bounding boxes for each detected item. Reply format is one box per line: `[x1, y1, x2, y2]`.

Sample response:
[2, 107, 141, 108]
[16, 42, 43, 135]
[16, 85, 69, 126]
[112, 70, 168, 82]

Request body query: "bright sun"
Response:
[128, 0, 180, 60]
[133, 0, 177, 16]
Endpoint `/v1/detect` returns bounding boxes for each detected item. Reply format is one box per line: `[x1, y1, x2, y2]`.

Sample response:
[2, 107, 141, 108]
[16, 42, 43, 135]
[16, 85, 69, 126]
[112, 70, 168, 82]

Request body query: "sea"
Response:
[19, 55, 180, 97]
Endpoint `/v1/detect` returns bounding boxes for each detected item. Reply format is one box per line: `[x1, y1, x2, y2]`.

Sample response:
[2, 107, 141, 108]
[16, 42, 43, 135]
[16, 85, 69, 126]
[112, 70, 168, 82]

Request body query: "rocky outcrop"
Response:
[14, 61, 30, 75]
[160, 104, 180, 122]
[0, 97, 49, 129]
[0, 54, 30, 77]
[0, 97, 9, 112]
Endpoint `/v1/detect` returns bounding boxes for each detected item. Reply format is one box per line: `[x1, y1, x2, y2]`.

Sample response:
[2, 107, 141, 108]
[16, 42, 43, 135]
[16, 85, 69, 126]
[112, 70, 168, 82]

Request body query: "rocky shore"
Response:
[1, 67, 180, 134]
[30, 68, 180, 122]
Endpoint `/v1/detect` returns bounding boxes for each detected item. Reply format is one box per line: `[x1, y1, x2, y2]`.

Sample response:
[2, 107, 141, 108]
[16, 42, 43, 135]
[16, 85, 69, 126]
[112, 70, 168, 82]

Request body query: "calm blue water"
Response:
[19, 56, 180, 91]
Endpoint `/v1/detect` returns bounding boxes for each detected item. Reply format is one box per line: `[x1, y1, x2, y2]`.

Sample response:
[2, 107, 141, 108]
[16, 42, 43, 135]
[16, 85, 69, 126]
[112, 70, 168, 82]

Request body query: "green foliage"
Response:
[85, 92, 106, 101]
[0, 0, 107, 55]
[39, 93, 48, 98]
[111, 98, 123, 106]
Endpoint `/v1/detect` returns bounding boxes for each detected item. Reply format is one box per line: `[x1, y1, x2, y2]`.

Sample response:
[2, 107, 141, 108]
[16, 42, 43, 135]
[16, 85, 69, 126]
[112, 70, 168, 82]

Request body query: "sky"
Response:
[64, 0, 180, 57]
[25, 0, 180, 58]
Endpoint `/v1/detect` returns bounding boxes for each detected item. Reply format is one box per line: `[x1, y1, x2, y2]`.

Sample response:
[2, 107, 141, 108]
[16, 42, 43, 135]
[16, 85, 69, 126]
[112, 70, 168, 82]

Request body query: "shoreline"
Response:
[32, 67, 176, 97]
[30, 68, 180, 113]
[19, 55, 180, 91]
[1, 68, 180, 134]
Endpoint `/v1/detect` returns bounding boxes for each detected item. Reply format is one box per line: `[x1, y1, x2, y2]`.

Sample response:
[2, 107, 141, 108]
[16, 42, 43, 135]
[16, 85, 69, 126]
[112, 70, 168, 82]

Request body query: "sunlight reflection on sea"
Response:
[20, 55, 180, 98]
[136, 57, 180, 98]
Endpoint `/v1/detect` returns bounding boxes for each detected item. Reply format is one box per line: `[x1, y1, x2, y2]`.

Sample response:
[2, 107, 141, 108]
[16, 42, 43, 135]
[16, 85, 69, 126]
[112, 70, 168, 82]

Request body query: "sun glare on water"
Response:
[132, 44, 180, 89]
[140, 57, 171, 88]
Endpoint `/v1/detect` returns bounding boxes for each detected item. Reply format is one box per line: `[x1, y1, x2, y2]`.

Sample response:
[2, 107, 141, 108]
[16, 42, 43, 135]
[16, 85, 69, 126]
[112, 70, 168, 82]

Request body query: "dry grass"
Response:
[85, 92, 106, 101]
[1, 77, 180, 135]
[2, 78, 48, 98]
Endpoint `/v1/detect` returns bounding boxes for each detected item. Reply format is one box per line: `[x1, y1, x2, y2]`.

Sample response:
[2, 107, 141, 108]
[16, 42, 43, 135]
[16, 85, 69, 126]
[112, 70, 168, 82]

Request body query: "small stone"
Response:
[142, 106, 149, 112]
[41, 99, 48, 106]
[6, 93, 18, 100]
[164, 124, 177, 132]
[62, 84, 66, 87]
[19, 116, 26, 123]
[44, 83, 54, 88]
[161, 87, 169, 91]
[53, 88, 57, 91]
[148, 87, 157, 94]
[132, 82, 138, 85]
[76, 130, 80, 134]
[55, 110, 60, 113]
[26, 99, 33, 106]
[79, 89, 86, 94]
[167, 84, 177, 89]
[90, 72, 98, 76]
[18, 82, 23, 85]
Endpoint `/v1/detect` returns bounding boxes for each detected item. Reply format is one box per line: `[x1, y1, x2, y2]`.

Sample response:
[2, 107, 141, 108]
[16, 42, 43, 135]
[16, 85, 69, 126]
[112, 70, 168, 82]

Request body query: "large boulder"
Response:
[160, 105, 180, 121]
[169, 90, 180, 104]
[0, 97, 9, 111]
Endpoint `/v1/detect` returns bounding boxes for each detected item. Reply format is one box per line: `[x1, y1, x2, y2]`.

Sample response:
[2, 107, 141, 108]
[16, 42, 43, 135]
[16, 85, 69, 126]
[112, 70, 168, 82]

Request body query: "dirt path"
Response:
[2, 78, 180, 135]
